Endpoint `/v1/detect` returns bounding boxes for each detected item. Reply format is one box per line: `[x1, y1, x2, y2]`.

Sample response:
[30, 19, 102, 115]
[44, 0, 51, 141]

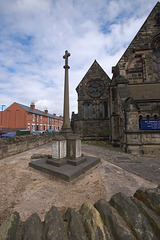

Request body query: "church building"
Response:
[71, 2, 160, 155]
[71, 60, 111, 140]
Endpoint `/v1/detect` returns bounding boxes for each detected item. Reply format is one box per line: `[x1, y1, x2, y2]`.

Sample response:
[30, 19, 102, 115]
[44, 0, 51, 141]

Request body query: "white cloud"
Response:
[0, 0, 158, 115]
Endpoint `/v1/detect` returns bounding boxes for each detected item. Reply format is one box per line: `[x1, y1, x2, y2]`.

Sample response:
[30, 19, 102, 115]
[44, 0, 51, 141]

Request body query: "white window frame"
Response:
[33, 114, 35, 122]
[32, 123, 35, 131]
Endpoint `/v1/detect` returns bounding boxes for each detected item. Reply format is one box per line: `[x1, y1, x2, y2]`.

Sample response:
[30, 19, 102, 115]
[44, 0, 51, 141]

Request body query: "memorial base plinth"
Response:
[67, 155, 86, 166]
[29, 155, 100, 182]
[46, 155, 86, 167]
[46, 158, 67, 167]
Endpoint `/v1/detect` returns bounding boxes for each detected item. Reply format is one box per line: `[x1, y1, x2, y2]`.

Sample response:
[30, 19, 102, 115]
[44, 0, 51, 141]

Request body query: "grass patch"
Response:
[11, 202, 17, 208]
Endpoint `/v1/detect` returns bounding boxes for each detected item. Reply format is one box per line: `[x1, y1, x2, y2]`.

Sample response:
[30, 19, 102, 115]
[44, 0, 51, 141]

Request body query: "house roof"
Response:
[16, 102, 63, 120]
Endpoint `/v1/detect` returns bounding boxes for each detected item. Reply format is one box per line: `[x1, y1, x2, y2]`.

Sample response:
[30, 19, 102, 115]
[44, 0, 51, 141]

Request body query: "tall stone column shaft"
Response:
[62, 50, 71, 132]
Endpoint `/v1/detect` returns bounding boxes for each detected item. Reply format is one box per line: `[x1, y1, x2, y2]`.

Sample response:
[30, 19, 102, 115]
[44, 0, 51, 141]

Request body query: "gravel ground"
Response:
[0, 142, 158, 224]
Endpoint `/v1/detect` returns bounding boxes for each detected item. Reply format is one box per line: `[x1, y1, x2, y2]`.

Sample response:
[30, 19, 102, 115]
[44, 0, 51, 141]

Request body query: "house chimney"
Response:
[30, 102, 35, 111]
[44, 109, 48, 114]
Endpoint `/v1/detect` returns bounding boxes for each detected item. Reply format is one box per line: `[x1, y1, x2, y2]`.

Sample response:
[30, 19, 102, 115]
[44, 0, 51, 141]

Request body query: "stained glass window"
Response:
[89, 104, 93, 119]
[156, 46, 160, 81]
[104, 102, 108, 118]
[84, 104, 88, 119]
[100, 103, 103, 118]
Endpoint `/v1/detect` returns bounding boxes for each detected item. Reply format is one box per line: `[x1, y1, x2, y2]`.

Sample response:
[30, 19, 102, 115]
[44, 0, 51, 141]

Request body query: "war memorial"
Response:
[29, 50, 100, 181]
[0, 3, 160, 240]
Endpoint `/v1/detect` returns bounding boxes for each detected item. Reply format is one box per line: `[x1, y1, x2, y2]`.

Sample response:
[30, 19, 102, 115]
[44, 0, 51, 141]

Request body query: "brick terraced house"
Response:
[0, 102, 63, 133]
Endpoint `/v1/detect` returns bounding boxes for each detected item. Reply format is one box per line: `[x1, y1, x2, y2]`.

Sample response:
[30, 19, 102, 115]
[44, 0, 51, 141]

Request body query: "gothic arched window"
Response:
[156, 46, 160, 81]
[84, 104, 88, 119]
[104, 102, 108, 118]
[99, 103, 103, 118]
[89, 104, 93, 119]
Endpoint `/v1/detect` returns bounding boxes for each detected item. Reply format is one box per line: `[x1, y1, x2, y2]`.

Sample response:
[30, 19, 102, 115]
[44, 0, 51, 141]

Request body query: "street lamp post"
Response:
[1, 105, 6, 131]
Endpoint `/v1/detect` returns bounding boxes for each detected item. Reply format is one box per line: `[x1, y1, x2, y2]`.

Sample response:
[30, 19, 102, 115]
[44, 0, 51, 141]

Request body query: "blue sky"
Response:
[0, 0, 158, 115]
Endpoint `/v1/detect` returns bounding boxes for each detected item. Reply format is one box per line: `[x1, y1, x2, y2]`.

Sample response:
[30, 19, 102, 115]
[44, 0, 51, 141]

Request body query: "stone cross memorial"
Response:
[62, 50, 72, 133]
[29, 50, 100, 181]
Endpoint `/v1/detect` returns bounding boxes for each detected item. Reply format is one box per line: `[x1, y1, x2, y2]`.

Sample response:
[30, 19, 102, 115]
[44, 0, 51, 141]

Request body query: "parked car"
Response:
[36, 130, 45, 134]
[1, 132, 16, 139]
[30, 131, 36, 135]
[45, 129, 56, 133]
[30, 130, 45, 135]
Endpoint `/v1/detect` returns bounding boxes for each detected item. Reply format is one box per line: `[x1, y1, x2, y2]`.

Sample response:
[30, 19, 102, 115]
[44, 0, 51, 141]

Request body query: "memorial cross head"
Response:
[63, 50, 70, 69]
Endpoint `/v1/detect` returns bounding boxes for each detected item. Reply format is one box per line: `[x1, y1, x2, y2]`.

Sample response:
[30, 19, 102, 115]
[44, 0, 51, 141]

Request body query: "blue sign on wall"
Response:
[140, 120, 160, 130]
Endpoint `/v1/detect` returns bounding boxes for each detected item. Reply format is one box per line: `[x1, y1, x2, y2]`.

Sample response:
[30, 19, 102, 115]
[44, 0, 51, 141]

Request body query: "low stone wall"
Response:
[1, 131, 159, 159]
[0, 133, 55, 159]
[125, 131, 160, 156]
[0, 186, 160, 240]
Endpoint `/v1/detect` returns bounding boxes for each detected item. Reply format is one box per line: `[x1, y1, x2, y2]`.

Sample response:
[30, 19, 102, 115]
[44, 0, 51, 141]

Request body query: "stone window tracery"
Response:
[151, 34, 160, 81]
[99, 103, 103, 118]
[156, 46, 160, 81]
[126, 55, 143, 84]
[87, 80, 104, 98]
[104, 102, 108, 118]
[84, 104, 88, 119]
[99, 102, 108, 119]
[84, 103, 93, 119]
[89, 104, 93, 119]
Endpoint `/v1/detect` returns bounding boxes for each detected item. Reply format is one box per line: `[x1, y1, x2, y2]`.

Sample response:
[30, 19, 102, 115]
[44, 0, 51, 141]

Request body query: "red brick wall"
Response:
[2, 103, 27, 129]
[1, 103, 63, 132]
[26, 113, 63, 131]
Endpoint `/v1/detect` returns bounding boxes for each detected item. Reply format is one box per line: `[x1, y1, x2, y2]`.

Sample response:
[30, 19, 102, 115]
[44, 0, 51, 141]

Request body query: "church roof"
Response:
[115, 2, 160, 67]
[128, 83, 160, 101]
[76, 60, 110, 91]
[118, 83, 160, 108]
[118, 85, 131, 102]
